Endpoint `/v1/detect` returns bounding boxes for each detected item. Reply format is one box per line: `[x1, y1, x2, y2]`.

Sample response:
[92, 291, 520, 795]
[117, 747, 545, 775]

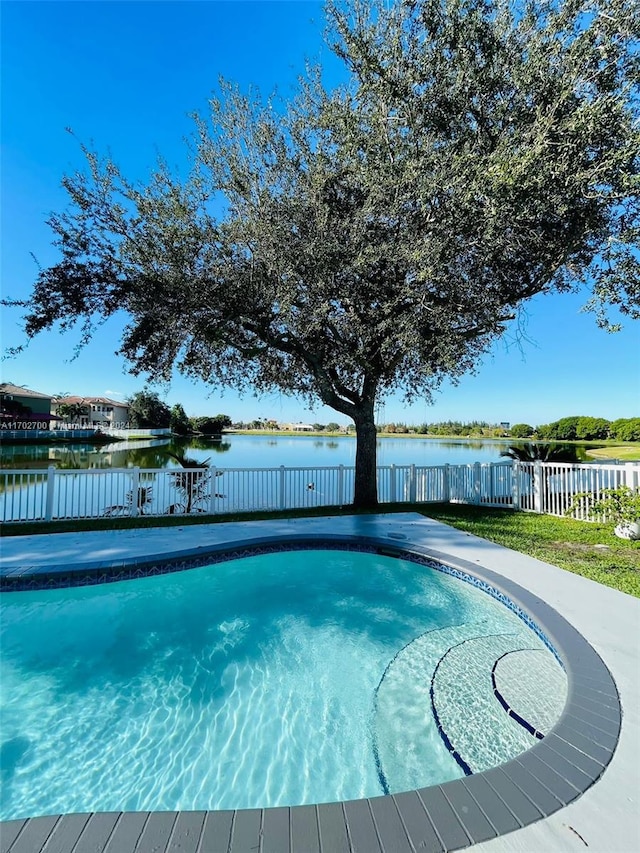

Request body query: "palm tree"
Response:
[501, 444, 580, 511]
[55, 401, 89, 425]
[165, 451, 223, 513]
[500, 443, 580, 463]
[103, 483, 153, 517]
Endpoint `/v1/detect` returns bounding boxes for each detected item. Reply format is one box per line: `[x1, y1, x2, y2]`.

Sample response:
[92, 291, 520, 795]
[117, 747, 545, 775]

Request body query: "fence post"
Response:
[209, 468, 219, 515]
[442, 464, 450, 503]
[389, 464, 396, 503]
[409, 464, 417, 503]
[279, 465, 286, 510]
[624, 463, 639, 491]
[337, 465, 345, 506]
[130, 467, 140, 517]
[511, 461, 521, 510]
[487, 463, 495, 505]
[533, 460, 543, 513]
[45, 466, 56, 521]
[473, 462, 481, 504]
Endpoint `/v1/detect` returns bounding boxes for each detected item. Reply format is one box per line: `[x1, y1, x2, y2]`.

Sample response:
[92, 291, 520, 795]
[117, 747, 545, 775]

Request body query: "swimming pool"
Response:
[0, 546, 567, 822]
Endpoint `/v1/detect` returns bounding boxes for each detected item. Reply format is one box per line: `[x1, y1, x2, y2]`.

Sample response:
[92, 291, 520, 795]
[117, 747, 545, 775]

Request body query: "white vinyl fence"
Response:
[0, 460, 637, 524]
[514, 460, 639, 518]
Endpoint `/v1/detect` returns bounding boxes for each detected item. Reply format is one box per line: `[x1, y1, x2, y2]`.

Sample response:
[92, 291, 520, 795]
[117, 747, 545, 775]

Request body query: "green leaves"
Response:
[126, 390, 171, 428]
[567, 486, 640, 525]
[328, 0, 639, 323]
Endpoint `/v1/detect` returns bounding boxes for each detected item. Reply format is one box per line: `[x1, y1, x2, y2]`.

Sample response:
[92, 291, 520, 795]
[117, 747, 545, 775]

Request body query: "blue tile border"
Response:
[0, 528, 623, 852]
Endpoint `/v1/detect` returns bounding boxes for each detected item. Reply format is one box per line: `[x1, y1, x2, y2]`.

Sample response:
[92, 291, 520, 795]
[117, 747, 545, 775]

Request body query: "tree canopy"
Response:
[190, 414, 232, 435]
[4, 0, 639, 506]
[610, 417, 640, 441]
[127, 390, 171, 429]
[510, 423, 535, 439]
[170, 403, 191, 435]
[536, 414, 640, 441]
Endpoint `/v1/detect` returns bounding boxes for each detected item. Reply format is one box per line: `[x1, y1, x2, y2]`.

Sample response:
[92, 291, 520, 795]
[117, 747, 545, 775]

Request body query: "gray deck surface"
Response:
[1, 513, 638, 852]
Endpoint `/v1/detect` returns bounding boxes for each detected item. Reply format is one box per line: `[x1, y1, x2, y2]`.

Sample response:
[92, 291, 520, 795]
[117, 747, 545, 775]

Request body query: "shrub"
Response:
[567, 486, 640, 528]
[510, 423, 534, 438]
[190, 414, 232, 435]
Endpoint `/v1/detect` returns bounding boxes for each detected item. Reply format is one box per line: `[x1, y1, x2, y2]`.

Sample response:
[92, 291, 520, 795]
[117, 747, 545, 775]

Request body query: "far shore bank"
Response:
[228, 429, 640, 448]
[226, 431, 640, 460]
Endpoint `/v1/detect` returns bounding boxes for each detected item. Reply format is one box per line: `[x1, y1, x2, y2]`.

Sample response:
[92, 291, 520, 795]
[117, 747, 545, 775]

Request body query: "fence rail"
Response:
[0, 461, 638, 524]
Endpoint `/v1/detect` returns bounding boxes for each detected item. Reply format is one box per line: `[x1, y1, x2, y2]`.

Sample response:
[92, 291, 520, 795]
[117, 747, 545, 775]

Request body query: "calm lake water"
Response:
[0, 434, 594, 472]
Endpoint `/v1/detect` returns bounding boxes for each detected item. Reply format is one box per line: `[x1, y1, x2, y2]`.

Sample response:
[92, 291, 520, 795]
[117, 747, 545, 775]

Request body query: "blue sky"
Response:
[1, 0, 638, 427]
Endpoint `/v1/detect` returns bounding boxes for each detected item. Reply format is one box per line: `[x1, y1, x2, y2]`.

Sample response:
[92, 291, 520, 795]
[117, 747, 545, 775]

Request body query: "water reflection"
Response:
[0, 435, 601, 471]
[183, 437, 233, 453]
[0, 443, 103, 471]
[436, 440, 492, 451]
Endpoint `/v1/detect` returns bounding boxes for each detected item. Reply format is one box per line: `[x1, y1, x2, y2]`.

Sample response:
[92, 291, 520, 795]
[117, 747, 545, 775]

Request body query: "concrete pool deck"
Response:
[0, 512, 638, 853]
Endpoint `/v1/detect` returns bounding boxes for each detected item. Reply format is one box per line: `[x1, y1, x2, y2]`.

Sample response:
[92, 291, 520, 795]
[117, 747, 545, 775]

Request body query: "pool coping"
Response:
[0, 513, 636, 853]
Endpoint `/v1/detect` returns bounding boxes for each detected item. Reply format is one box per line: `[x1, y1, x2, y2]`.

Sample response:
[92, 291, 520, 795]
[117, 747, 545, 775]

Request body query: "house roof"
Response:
[0, 383, 53, 400]
[54, 396, 128, 407]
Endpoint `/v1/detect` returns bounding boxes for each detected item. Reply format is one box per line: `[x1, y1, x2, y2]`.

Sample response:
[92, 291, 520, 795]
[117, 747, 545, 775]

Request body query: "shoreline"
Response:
[227, 430, 639, 451]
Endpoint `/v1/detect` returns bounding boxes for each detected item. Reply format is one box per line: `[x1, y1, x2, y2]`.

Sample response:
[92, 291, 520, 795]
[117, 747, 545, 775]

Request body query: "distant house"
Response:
[52, 396, 129, 428]
[285, 423, 315, 432]
[0, 383, 58, 429]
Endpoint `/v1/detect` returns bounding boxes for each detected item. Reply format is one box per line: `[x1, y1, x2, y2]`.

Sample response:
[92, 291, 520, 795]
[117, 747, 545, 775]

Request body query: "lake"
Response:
[0, 434, 595, 471]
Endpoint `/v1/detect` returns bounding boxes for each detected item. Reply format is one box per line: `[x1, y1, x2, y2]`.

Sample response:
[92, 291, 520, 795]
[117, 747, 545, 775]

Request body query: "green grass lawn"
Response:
[2, 503, 638, 597]
[422, 504, 640, 598]
[585, 445, 640, 461]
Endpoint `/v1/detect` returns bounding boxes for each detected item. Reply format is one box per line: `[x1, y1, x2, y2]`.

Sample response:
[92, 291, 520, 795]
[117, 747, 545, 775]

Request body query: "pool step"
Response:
[431, 634, 566, 773]
[492, 648, 567, 738]
[373, 623, 492, 793]
[373, 626, 567, 794]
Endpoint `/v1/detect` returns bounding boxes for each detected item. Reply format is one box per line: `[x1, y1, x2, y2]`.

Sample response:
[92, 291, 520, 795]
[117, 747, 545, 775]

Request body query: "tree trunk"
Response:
[353, 401, 378, 509]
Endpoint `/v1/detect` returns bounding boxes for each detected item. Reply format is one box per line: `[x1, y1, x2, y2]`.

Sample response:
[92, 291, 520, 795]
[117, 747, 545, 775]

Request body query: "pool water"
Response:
[0, 550, 566, 820]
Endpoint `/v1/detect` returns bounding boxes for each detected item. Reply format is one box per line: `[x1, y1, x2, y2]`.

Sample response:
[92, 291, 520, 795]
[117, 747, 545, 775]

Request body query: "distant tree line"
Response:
[230, 420, 345, 432]
[510, 417, 640, 442]
[379, 420, 504, 437]
[126, 391, 231, 435]
[127, 395, 639, 442]
[378, 417, 640, 441]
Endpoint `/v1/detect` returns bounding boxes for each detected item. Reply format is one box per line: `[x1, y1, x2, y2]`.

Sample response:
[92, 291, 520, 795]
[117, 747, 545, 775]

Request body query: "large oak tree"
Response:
[6, 0, 639, 507]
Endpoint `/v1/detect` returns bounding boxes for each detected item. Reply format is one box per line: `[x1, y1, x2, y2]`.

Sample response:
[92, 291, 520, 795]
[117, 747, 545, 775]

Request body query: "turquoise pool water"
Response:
[0, 550, 566, 820]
